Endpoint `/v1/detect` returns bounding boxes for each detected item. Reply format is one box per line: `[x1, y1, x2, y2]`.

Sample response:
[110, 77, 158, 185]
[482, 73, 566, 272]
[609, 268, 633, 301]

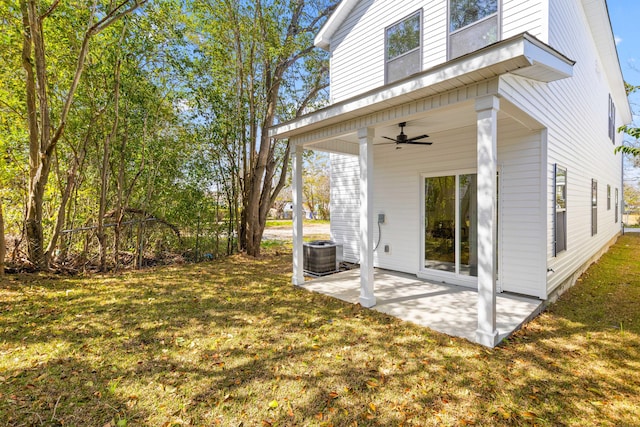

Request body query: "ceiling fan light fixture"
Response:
[381, 122, 433, 146]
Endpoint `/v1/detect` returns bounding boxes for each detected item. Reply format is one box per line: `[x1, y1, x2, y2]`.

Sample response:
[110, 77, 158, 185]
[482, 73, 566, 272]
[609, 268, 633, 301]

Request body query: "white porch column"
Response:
[475, 95, 500, 347]
[292, 143, 305, 286]
[358, 127, 376, 307]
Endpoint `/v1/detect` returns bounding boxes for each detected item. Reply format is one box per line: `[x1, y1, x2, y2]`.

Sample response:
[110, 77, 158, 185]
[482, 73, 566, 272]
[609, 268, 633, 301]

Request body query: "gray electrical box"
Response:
[378, 213, 385, 224]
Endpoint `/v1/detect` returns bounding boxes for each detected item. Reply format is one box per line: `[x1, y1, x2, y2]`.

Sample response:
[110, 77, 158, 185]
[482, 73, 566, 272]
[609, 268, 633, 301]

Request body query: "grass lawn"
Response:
[1, 235, 639, 426]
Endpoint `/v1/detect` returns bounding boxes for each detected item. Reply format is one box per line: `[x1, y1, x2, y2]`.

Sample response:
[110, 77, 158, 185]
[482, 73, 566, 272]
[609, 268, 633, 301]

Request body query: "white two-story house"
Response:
[269, 0, 631, 347]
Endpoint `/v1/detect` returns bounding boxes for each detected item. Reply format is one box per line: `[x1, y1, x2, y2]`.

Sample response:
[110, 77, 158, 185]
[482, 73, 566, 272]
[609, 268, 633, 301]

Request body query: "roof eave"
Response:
[271, 33, 574, 140]
[314, 0, 358, 51]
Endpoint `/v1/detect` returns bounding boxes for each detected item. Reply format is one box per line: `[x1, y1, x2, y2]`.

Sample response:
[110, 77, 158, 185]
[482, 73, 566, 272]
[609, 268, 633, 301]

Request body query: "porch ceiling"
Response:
[269, 33, 574, 142]
[301, 98, 542, 155]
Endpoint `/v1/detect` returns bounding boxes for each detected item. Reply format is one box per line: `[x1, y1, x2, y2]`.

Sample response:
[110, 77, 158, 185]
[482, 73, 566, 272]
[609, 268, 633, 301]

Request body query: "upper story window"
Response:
[449, 0, 499, 59]
[608, 94, 616, 143]
[385, 10, 422, 84]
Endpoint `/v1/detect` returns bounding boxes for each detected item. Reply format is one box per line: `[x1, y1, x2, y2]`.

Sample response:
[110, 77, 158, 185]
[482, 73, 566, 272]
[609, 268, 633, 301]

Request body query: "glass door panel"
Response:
[459, 174, 478, 276]
[424, 176, 456, 272]
[424, 173, 478, 277]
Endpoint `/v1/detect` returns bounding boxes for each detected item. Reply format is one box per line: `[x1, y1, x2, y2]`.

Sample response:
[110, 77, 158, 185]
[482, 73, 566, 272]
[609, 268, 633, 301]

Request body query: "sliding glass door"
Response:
[424, 174, 478, 277]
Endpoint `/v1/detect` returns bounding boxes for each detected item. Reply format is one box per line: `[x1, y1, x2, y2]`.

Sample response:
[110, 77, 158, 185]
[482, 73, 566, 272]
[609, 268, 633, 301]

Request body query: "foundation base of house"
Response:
[545, 233, 621, 305]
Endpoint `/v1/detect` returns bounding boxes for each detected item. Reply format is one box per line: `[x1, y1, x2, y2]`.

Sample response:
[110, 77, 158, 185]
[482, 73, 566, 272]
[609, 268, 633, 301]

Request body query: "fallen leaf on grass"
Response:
[520, 411, 537, 419]
[366, 378, 379, 389]
[369, 402, 376, 412]
[497, 407, 511, 419]
[268, 400, 278, 409]
[328, 391, 339, 399]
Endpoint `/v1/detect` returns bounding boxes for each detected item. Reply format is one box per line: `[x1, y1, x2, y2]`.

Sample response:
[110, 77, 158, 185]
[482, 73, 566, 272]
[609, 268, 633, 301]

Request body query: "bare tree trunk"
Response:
[21, 0, 47, 269]
[135, 221, 145, 268]
[0, 199, 5, 276]
[97, 58, 122, 271]
[113, 126, 128, 271]
[45, 131, 88, 262]
[240, 0, 333, 257]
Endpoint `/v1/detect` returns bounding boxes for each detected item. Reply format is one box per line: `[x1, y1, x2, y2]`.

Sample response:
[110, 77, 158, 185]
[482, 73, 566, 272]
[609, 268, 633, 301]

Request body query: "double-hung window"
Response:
[592, 179, 598, 236]
[554, 165, 567, 255]
[615, 188, 619, 223]
[385, 11, 422, 84]
[449, 0, 499, 59]
[608, 94, 616, 143]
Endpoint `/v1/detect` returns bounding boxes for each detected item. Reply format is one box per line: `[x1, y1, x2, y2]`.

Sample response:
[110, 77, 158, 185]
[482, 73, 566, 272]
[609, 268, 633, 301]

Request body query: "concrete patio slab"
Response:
[301, 268, 543, 344]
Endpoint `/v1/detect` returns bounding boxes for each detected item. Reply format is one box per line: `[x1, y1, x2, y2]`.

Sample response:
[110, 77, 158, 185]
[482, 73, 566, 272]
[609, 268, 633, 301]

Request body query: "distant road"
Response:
[262, 222, 331, 241]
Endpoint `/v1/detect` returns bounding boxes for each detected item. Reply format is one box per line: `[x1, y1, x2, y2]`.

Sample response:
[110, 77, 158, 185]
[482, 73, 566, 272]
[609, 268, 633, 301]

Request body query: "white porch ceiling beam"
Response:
[291, 144, 305, 286]
[475, 95, 500, 348]
[358, 128, 376, 307]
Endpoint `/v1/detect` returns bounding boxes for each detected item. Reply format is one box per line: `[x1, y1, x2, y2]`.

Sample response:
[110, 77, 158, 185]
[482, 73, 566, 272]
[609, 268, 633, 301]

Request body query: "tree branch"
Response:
[39, 0, 60, 20]
[48, 0, 148, 155]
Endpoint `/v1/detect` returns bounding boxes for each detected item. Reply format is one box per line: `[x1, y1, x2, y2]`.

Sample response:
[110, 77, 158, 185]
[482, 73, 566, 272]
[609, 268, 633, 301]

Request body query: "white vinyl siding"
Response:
[329, 0, 548, 103]
[495, 123, 546, 297]
[329, 153, 360, 263]
[321, 0, 623, 301]
[499, 0, 623, 297]
[371, 126, 478, 274]
[328, 120, 545, 298]
[502, 0, 547, 41]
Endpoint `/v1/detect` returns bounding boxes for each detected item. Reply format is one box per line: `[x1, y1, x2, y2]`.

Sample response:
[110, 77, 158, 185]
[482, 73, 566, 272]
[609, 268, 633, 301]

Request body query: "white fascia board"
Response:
[271, 33, 575, 139]
[583, 0, 632, 124]
[521, 38, 574, 79]
[314, 0, 358, 51]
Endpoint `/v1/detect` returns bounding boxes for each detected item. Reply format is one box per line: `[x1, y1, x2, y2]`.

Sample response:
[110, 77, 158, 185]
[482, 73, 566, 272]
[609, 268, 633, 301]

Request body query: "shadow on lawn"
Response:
[1, 240, 639, 425]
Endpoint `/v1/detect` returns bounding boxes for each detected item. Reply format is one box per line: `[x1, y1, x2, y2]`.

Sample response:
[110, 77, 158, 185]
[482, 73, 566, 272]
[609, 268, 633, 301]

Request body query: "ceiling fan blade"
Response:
[404, 140, 433, 145]
[382, 136, 399, 142]
[406, 134, 430, 142]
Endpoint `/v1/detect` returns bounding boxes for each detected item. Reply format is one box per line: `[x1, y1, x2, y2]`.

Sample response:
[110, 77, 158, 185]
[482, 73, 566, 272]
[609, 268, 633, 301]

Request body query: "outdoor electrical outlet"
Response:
[384, 244, 390, 253]
[378, 213, 385, 224]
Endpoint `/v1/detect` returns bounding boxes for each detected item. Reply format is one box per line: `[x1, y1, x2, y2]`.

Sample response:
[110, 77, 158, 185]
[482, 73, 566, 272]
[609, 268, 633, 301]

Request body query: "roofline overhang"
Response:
[271, 33, 575, 140]
[314, 0, 356, 51]
[584, 0, 632, 124]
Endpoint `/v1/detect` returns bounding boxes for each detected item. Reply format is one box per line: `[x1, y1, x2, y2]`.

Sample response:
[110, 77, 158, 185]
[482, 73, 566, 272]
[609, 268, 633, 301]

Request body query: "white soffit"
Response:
[271, 33, 575, 139]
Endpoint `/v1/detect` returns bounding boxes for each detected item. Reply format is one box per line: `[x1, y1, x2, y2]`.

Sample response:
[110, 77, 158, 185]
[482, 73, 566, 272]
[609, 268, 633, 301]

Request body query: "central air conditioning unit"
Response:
[303, 240, 343, 276]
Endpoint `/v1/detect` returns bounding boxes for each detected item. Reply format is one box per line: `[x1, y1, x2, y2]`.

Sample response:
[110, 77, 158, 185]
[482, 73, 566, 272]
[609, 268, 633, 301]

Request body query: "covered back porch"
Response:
[270, 34, 574, 348]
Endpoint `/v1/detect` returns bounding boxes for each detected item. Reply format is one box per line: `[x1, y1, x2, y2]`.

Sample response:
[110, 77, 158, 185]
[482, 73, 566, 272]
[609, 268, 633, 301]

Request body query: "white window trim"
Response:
[553, 164, 567, 256]
[608, 94, 616, 144]
[418, 168, 482, 289]
[592, 179, 598, 236]
[447, 0, 502, 60]
[384, 10, 423, 85]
